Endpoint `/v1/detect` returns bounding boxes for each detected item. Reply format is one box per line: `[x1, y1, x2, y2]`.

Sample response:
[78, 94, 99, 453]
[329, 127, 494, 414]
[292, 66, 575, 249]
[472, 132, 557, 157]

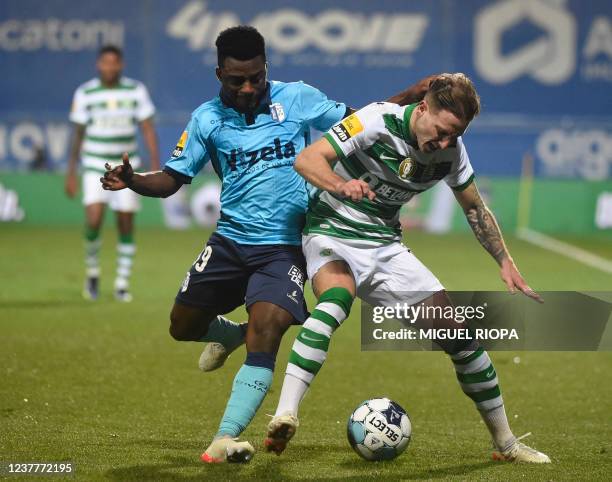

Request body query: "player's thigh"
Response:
[109, 188, 140, 213]
[311, 261, 356, 298]
[175, 232, 249, 315]
[82, 171, 108, 207]
[358, 243, 444, 307]
[302, 234, 358, 298]
[245, 244, 309, 326]
[245, 301, 295, 354]
[82, 172, 107, 228]
[169, 301, 220, 340]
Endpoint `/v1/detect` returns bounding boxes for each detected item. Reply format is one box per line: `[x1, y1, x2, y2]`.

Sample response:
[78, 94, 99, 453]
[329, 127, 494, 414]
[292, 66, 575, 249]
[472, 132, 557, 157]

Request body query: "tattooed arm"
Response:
[454, 182, 543, 302]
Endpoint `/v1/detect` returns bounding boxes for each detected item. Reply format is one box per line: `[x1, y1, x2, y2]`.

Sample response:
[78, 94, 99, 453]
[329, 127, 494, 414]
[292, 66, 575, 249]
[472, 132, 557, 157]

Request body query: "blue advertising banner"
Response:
[1, 0, 611, 177]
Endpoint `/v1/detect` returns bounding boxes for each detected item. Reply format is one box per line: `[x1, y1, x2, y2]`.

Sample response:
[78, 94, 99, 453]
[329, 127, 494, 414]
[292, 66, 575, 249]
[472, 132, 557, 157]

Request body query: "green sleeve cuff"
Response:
[451, 174, 475, 192]
[323, 133, 346, 160]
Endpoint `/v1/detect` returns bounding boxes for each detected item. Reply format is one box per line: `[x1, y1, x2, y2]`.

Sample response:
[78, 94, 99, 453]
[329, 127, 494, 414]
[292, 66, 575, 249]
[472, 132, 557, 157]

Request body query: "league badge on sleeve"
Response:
[270, 102, 286, 122]
[332, 114, 364, 142]
[172, 131, 188, 158]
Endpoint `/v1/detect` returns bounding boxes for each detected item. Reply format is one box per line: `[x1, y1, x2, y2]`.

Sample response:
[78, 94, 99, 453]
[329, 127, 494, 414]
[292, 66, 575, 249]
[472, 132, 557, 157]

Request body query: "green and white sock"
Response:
[275, 287, 353, 416]
[84, 227, 101, 278]
[115, 233, 135, 290]
[451, 347, 515, 451]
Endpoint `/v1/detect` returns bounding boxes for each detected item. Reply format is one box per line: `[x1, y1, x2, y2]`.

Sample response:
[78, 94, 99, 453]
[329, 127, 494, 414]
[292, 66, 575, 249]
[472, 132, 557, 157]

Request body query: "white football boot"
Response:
[198, 319, 246, 372]
[201, 436, 255, 463]
[198, 338, 245, 372]
[492, 433, 551, 464]
[264, 412, 299, 455]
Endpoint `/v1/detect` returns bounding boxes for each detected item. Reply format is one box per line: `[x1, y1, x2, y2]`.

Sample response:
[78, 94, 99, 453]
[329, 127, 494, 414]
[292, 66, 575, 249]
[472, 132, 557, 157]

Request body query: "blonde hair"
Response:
[425, 73, 480, 124]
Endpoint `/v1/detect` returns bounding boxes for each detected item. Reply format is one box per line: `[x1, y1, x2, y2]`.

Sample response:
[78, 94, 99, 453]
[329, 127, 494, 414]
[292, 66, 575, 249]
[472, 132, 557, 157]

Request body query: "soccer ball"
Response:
[347, 397, 411, 461]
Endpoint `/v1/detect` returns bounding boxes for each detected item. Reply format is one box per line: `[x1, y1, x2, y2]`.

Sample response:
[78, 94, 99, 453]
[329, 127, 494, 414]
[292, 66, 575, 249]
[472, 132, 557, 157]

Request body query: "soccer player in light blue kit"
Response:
[101, 26, 430, 463]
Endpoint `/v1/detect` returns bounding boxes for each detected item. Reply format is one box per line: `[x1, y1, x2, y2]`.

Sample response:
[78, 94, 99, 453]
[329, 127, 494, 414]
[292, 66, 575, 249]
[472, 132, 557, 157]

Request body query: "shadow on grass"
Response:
[104, 456, 205, 481]
[129, 438, 202, 451]
[104, 454, 497, 481]
[103, 454, 292, 481]
[337, 458, 497, 480]
[103, 437, 497, 481]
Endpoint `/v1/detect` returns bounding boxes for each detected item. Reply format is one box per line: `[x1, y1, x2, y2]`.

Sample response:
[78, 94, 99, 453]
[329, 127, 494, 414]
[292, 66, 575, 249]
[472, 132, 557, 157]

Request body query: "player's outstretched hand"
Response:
[500, 257, 543, 303]
[337, 179, 376, 202]
[100, 152, 133, 191]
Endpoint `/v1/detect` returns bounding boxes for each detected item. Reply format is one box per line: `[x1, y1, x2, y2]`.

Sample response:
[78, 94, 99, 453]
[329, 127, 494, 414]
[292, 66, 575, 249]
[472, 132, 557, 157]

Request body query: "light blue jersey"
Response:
[164, 81, 346, 245]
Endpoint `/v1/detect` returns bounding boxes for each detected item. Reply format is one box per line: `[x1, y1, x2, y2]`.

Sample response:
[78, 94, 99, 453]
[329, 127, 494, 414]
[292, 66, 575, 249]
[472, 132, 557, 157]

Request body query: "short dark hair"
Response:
[426, 73, 480, 124]
[98, 45, 123, 59]
[216, 25, 265, 67]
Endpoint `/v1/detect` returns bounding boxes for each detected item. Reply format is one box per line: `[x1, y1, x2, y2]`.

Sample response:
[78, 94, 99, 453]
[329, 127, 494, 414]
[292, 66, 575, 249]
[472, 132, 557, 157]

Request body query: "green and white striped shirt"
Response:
[70, 77, 155, 172]
[305, 102, 475, 245]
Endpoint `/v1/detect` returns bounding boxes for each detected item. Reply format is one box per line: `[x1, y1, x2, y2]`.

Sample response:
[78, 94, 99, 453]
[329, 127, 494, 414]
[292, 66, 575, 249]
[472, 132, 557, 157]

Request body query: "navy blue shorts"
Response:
[175, 232, 308, 324]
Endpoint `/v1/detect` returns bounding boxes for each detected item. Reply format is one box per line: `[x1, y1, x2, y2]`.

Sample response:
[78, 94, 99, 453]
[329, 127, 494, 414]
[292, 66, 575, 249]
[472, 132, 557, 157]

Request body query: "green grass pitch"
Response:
[1, 226, 611, 480]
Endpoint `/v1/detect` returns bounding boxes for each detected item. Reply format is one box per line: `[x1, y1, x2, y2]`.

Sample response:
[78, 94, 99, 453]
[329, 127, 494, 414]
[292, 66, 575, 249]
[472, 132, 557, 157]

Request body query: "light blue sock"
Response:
[217, 352, 275, 438]
[200, 316, 246, 352]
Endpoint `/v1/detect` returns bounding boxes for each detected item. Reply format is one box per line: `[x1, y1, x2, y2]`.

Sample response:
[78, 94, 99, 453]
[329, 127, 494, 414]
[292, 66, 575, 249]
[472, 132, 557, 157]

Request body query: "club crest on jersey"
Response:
[172, 131, 188, 158]
[270, 102, 286, 122]
[398, 157, 416, 180]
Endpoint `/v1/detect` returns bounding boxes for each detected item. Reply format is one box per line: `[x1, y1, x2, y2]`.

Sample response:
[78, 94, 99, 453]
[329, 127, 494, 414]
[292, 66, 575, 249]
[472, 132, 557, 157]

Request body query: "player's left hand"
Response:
[100, 153, 133, 191]
[336, 179, 376, 202]
[500, 257, 543, 303]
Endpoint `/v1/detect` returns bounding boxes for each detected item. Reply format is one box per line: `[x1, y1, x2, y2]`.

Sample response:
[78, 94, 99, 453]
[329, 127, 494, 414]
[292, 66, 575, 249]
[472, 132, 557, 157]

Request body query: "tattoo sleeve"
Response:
[465, 200, 509, 265]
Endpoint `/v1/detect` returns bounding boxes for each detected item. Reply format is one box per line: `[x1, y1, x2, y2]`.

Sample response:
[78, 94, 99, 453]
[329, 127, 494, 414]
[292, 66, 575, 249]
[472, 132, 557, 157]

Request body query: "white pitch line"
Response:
[517, 228, 612, 275]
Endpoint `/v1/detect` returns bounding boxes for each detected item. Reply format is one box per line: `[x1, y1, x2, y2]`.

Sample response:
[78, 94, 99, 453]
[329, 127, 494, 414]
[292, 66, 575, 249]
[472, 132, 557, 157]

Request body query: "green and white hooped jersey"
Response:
[305, 102, 475, 245]
[70, 77, 155, 172]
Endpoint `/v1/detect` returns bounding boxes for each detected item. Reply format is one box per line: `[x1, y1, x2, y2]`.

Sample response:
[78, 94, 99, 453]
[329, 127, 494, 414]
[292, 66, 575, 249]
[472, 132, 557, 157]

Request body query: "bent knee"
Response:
[169, 306, 199, 341]
[169, 323, 194, 341]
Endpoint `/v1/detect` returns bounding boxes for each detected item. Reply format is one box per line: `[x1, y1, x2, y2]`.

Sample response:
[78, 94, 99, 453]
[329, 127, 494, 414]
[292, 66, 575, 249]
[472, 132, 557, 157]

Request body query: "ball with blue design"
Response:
[347, 397, 411, 461]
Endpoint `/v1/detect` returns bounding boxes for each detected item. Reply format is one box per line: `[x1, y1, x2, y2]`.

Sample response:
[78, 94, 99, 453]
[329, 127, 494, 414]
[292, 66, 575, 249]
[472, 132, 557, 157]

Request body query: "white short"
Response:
[302, 234, 444, 307]
[82, 171, 140, 212]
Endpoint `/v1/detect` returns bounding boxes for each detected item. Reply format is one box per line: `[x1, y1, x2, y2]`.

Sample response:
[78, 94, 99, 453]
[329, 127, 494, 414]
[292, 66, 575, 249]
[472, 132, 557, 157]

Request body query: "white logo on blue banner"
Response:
[474, 0, 576, 84]
[167, 1, 428, 56]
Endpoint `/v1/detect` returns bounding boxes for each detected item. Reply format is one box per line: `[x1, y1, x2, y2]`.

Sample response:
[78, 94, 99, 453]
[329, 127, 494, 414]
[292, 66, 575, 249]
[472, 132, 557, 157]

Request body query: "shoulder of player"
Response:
[269, 79, 316, 100]
[276, 79, 308, 91]
[375, 101, 405, 115]
[449, 136, 467, 155]
[188, 98, 225, 134]
[75, 77, 148, 95]
[118, 77, 150, 92]
[350, 102, 393, 130]
[75, 78, 100, 95]
[355, 101, 399, 117]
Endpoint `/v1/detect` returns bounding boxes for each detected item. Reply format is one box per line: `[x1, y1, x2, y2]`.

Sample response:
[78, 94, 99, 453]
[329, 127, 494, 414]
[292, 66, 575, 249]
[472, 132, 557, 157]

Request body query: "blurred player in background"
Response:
[101, 26, 431, 463]
[267, 74, 550, 464]
[65, 45, 160, 302]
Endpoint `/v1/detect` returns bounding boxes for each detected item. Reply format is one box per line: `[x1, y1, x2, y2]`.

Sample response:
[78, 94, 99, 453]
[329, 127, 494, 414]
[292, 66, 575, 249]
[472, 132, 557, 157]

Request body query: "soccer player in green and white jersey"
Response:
[65, 45, 160, 302]
[266, 73, 551, 464]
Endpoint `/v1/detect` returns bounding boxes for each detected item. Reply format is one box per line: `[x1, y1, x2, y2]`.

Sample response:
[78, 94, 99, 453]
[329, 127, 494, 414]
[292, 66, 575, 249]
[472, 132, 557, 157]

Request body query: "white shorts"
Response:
[82, 171, 140, 212]
[302, 234, 444, 307]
